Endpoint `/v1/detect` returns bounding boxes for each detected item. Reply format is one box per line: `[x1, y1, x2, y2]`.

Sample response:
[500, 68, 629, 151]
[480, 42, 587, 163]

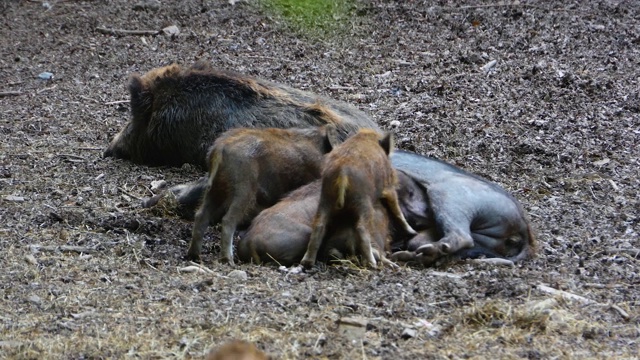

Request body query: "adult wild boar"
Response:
[103, 62, 379, 168]
[188, 126, 338, 265]
[300, 130, 416, 269]
[389, 150, 535, 265]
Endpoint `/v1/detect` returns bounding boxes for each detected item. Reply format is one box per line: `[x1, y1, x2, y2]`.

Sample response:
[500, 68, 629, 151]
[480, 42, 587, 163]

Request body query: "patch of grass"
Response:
[258, 0, 364, 39]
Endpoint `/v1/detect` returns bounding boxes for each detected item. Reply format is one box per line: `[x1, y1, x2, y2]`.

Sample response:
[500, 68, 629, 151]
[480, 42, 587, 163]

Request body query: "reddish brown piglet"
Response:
[206, 340, 267, 360]
[188, 126, 339, 265]
[300, 129, 416, 268]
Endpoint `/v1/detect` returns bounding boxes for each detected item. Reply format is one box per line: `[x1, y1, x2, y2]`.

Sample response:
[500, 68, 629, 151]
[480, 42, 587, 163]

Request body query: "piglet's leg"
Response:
[355, 213, 377, 268]
[372, 248, 398, 269]
[382, 187, 417, 235]
[301, 208, 329, 268]
[187, 196, 214, 261]
[219, 196, 254, 266]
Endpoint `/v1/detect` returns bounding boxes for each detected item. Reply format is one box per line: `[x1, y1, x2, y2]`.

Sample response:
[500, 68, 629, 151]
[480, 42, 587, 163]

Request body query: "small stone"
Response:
[150, 180, 167, 191]
[481, 59, 497, 73]
[25, 254, 38, 266]
[28, 295, 42, 305]
[38, 72, 53, 80]
[401, 327, 417, 339]
[162, 25, 180, 36]
[4, 195, 25, 202]
[227, 269, 247, 281]
[338, 317, 368, 340]
[389, 120, 401, 128]
[133, 0, 161, 11]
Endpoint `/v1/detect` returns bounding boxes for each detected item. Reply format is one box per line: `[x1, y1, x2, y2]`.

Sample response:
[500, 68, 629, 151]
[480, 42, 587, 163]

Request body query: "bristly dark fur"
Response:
[104, 62, 379, 168]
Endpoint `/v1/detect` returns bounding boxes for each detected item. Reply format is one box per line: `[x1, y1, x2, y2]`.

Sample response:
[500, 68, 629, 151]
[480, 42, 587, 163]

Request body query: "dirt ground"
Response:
[1, 0, 638, 358]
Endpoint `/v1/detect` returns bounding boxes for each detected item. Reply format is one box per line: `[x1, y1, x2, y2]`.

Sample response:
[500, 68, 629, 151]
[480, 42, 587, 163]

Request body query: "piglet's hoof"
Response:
[220, 256, 236, 266]
[184, 252, 201, 262]
[381, 258, 400, 269]
[300, 258, 316, 269]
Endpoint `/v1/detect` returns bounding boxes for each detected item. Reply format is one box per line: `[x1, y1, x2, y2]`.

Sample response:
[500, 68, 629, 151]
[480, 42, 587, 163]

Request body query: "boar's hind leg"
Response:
[382, 188, 417, 236]
[434, 213, 475, 255]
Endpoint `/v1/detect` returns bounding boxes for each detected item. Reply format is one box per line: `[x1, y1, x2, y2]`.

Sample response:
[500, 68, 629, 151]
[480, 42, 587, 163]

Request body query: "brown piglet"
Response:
[205, 340, 267, 360]
[188, 126, 339, 265]
[300, 129, 416, 268]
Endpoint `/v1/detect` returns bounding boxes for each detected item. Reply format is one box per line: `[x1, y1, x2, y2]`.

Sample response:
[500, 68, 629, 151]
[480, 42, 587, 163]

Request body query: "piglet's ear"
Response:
[323, 124, 341, 152]
[378, 132, 393, 155]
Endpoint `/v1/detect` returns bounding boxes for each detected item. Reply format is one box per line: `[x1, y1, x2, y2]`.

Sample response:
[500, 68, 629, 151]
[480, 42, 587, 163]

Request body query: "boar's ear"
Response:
[323, 124, 341, 152]
[379, 132, 394, 155]
[128, 75, 153, 124]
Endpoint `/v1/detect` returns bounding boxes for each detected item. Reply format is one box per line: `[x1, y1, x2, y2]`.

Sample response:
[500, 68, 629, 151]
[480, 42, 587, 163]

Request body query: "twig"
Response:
[329, 85, 356, 90]
[104, 100, 129, 105]
[53, 154, 86, 161]
[470, 258, 515, 267]
[188, 261, 215, 274]
[37, 85, 57, 94]
[78, 147, 104, 151]
[312, 333, 325, 353]
[537, 284, 629, 320]
[437, 3, 593, 15]
[266, 252, 283, 267]
[604, 248, 640, 257]
[30, 245, 97, 254]
[79, 95, 101, 104]
[118, 187, 142, 201]
[426, 271, 463, 280]
[0, 91, 23, 97]
[453, 3, 528, 10]
[96, 27, 160, 36]
[179, 266, 210, 274]
[609, 304, 630, 321]
[244, 55, 297, 63]
[537, 284, 595, 304]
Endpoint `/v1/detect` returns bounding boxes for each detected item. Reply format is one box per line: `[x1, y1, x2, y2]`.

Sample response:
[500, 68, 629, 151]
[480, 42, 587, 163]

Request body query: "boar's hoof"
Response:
[416, 244, 439, 256]
[141, 194, 163, 208]
[416, 252, 441, 266]
[439, 242, 452, 254]
[390, 250, 416, 263]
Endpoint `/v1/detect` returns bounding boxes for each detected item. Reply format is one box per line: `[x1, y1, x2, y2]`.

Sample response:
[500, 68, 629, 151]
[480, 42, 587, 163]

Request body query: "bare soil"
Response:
[1, 1, 638, 359]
